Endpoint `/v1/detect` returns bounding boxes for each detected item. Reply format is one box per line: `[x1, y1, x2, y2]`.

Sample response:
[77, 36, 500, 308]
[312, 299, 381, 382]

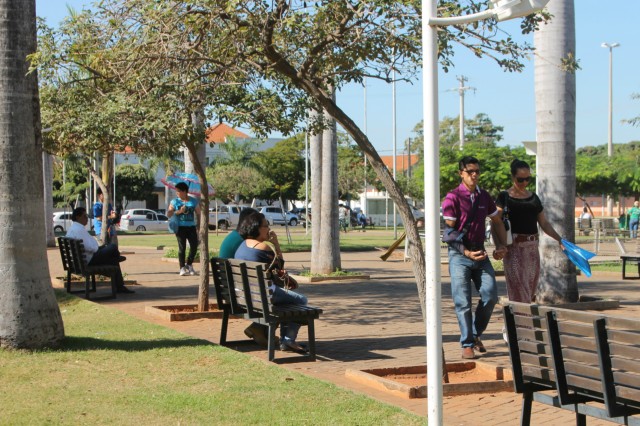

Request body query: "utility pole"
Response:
[449, 75, 475, 150]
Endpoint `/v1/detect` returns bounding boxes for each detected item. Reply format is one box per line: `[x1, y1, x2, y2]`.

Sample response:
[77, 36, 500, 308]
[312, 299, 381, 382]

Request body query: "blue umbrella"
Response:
[561, 239, 596, 277]
[161, 172, 214, 197]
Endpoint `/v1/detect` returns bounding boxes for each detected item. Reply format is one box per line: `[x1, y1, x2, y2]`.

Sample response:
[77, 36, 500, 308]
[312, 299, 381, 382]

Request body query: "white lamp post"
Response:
[422, 1, 550, 423]
[601, 42, 619, 216]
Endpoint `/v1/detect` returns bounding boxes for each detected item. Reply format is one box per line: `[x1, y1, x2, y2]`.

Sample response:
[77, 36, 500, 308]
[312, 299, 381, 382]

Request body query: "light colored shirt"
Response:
[65, 221, 99, 263]
[170, 196, 198, 227]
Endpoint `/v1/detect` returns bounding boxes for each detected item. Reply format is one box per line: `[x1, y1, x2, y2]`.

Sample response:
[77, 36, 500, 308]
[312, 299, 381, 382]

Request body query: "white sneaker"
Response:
[187, 265, 196, 276]
[179, 267, 189, 276]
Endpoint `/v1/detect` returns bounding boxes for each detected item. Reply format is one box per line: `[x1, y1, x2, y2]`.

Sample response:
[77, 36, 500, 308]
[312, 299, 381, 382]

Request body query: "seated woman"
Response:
[234, 211, 308, 353]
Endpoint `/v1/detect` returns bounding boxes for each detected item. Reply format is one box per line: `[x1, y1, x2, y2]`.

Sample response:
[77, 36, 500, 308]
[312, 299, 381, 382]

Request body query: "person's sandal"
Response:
[280, 341, 308, 353]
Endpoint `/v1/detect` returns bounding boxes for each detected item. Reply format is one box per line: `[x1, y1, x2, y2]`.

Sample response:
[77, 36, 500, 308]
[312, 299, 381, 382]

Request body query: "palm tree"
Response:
[0, 0, 64, 348]
[534, 0, 578, 303]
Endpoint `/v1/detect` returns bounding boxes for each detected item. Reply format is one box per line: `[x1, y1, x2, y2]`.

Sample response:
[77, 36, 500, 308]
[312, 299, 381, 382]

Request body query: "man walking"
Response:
[441, 156, 507, 359]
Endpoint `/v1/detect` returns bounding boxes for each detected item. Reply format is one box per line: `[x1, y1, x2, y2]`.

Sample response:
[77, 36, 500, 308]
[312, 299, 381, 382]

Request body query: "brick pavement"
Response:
[46, 244, 640, 425]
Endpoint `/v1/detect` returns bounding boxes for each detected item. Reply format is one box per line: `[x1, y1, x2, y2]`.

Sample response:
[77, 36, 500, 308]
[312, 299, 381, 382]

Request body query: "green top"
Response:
[218, 230, 244, 259]
[629, 206, 640, 220]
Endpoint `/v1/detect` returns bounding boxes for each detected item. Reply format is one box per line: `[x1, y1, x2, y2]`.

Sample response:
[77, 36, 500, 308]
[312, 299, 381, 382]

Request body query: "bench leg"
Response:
[575, 410, 586, 426]
[267, 323, 278, 362]
[623, 258, 627, 279]
[66, 271, 72, 293]
[307, 319, 316, 362]
[521, 392, 532, 426]
[219, 310, 229, 345]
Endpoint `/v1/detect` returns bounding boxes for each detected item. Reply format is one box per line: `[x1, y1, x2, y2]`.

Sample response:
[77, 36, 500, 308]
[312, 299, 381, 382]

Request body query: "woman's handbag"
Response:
[500, 191, 513, 246]
[168, 214, 180, 234]
[264, 241, 299, 291]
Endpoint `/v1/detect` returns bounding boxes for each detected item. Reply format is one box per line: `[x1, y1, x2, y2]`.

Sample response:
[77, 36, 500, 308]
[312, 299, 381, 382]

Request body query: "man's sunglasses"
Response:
[463, 169, 481, 175]
[516, 176, 532, 183]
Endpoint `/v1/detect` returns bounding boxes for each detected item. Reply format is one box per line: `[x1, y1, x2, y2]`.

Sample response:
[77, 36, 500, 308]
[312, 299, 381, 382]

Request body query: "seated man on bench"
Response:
[66, 207, 134, 294]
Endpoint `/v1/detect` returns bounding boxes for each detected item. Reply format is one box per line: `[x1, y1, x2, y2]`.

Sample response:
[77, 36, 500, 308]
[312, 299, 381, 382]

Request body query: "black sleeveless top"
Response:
[496, 191, 543, 235]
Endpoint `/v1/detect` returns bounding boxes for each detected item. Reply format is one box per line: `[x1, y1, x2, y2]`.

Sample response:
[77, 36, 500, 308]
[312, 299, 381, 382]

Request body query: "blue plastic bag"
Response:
[168, 214, 179, 234]
[561, 239, 596, 277]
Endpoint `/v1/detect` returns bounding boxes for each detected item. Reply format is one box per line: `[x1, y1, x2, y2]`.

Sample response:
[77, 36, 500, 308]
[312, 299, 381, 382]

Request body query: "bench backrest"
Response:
[57, 237, 89, 276]
[544, 307, 605, 405]
[210, 257, 245, 316]
[504, 302, 557, 393]
[227, 259, 273, 322]
[594, 315, 640, 416]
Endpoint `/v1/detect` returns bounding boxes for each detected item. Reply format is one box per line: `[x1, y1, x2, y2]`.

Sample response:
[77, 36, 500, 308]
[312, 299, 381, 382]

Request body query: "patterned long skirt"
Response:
[503, 239, 540, 303]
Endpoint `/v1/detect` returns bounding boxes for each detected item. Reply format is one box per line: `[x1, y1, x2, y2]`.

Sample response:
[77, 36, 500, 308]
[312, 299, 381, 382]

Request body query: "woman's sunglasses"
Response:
[516, 176, 532, 183]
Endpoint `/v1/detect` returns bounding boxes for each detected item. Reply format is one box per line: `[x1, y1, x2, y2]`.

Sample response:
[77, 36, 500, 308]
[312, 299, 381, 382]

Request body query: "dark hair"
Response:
[458, 156, 479, 171]
[236, 207, 258, 230]
[96, 188, 103, 196]
[510, 159, 530, 176]
[175, 182, 189, 192]
[71, 207, 87, 222]
[237, 211, 266, 239]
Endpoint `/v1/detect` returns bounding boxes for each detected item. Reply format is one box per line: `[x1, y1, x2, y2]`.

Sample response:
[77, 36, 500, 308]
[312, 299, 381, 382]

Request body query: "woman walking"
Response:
[167, 182, 200, 276]
[495, 159, 563, 303]
[628, 201, 640, 239]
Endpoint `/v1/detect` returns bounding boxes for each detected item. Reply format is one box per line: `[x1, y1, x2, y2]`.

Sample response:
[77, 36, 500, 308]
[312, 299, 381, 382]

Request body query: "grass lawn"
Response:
[0, 291, 423, 425]
[116, 228, 400, 254]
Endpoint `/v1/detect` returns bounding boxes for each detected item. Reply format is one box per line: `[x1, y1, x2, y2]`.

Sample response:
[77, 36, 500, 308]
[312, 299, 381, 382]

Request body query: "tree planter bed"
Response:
[345, 361, 513, 399]
[145, 304, 223, 321]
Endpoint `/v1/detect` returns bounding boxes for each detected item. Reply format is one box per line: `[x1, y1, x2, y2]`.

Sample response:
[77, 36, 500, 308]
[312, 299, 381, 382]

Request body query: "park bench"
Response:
[614, 237, 640, 280]
[503, 301, 640, 425]
[57, 237, 118, 300]
[211, 257, 323, 362]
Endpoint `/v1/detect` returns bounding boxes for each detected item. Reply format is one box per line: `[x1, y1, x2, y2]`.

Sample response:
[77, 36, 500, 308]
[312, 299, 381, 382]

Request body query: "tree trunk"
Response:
[185, 109, 210, 312]
[309, 109, 323, 271]
[534, 0, 578, 303]
[316, 101, 341, 274]
[43, 152, 55, 247]
[0, 0, 64, 348]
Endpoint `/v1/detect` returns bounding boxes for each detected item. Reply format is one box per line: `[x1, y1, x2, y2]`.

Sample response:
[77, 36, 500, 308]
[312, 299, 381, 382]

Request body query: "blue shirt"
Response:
[170, 196, 198, 227]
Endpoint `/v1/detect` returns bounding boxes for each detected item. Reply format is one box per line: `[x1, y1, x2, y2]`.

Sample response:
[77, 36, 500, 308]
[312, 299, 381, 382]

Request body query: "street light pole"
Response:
[602, 42, 620, 216]
[423, 1, 550, 422]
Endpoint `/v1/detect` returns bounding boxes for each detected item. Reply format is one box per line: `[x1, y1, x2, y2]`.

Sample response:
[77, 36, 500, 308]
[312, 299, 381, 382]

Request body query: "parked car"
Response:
[208, 204, 249, 230]
[53, 211, 91, 232]
[259, 206, 299, 226]
[119, 208, 169, 231]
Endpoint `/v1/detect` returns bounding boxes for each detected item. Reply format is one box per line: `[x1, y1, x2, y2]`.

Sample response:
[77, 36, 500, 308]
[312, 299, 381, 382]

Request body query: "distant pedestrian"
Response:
[167, 182, 200, 276]
[441, 156, 508, 360]
[93, 188, 118, 245]
[629, 201, 640, 239]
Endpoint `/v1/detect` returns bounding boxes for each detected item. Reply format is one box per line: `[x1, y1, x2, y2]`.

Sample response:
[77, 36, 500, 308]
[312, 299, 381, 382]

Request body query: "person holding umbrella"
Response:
[167, 182, 200, 276]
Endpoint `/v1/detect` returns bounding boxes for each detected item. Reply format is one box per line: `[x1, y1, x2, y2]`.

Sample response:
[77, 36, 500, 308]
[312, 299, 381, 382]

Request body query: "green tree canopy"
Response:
[115, 164, 155, 208]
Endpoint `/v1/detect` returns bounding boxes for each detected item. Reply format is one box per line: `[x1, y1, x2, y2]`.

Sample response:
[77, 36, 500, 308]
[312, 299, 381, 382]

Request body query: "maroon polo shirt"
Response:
[441, 183, 498, 246]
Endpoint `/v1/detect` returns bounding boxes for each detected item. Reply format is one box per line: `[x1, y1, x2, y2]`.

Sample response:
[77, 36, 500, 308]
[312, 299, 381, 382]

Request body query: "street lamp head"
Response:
[601, 42, 620, 49]
[490, 0, 551, 21]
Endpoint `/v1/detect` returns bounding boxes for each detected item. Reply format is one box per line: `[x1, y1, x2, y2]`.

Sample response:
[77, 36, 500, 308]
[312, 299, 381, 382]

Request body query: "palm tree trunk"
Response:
[534, 0, 578, 303]
[316, 98, 341, 273]
[0, 0, 64, 348]
[309, 109, 323, 271]
[43, 152, 55, 247]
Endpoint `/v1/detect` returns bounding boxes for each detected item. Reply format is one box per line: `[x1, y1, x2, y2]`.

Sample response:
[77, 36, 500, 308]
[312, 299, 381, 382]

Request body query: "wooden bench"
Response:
[57, 237, 118, 300]
[615, 237, 640, 279]
[211, 257, 323, 362]
[504, 302, 640, 425]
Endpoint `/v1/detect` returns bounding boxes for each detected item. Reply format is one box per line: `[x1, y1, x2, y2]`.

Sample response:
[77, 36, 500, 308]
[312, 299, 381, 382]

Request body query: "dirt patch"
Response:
[145, 304, 223, 321]
[386, 367, 493, 387]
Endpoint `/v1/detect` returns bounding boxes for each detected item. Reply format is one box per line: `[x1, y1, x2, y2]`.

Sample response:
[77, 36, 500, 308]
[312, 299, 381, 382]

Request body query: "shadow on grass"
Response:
[60, 336, 213, 352]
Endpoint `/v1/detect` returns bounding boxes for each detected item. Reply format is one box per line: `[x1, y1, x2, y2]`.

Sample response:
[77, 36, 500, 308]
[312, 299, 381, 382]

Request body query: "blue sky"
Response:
[37, 1, 639, 154]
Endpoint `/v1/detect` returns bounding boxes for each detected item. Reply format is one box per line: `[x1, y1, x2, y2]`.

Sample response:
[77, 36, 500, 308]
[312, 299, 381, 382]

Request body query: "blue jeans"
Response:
[448, 247, 498, 348]
[630, 218, 639, 239]
[271, 286, 308, 343]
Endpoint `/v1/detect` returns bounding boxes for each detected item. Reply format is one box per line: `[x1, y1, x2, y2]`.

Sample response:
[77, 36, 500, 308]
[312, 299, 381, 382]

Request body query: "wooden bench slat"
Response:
[520, 352, 553, 368]
[613, 372, 640, 390]
[612, 357, 640, 374]
[607, 329, 640, 346]
[557, 321, 596, 337]
[515, 327, 548, 343]
[559, 334, 598, 352]
[566, 374, 607, 394]
[564, 362, 602, 380]
[518, 339, 552, 355]
[561, 348, 600, 366]
[522, 365, 556, 383]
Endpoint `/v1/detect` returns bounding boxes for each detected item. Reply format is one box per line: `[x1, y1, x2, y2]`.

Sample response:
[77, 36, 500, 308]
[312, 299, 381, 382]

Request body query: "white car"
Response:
[53, 211, 91, 232]
[119, 208, 169, 232]
[259, 206, 299, 226]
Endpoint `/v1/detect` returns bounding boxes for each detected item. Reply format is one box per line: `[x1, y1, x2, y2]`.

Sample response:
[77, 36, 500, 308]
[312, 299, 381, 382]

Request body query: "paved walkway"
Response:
[47, 243, 640, 425]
